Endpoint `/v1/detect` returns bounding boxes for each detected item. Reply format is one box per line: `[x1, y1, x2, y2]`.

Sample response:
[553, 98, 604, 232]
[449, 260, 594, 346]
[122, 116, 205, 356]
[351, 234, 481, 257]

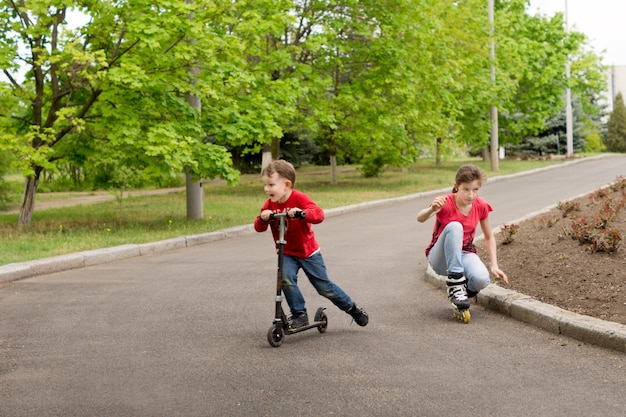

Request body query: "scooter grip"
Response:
[267, 211, 306, 220]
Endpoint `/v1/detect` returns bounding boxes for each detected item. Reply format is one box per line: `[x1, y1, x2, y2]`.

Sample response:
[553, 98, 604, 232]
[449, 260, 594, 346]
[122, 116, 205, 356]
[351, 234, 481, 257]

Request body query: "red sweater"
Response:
[254, 189, 325, 258]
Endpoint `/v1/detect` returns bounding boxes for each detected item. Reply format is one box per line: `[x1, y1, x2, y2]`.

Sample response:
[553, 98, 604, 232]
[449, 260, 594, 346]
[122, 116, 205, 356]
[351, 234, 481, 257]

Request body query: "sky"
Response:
[529, 0, 626, 66]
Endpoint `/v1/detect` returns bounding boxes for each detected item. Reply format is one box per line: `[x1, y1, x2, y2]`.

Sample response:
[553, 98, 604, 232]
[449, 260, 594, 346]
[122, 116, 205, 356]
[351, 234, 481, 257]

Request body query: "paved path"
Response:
[4, 187, 186, 214]
[1, 156, 625, 417]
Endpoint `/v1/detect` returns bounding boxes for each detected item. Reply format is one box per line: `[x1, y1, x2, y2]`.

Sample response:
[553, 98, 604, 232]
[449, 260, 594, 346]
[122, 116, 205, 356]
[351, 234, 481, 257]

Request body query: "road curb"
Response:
[0, 225, 254, 284]
[425, 267, 626, 353]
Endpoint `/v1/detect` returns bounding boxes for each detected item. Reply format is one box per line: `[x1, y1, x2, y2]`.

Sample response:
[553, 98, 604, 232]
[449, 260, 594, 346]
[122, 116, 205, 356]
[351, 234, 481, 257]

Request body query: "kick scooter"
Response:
[266, 211, 328, 347]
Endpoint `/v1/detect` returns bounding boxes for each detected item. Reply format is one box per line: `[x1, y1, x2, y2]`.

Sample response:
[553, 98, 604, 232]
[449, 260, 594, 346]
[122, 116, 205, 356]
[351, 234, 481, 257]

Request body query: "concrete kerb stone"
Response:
[426, 266, 626, 352]
[0, 225, 258, 284]
[83, 245, 142, 267]
[0, 263, 33, 283]
[0, 245, 143, 284]
[26, 252, 86, 276]
[221, 224, 255, 238]
[139, 237, 188, 256]
[185, 231, 228, 247]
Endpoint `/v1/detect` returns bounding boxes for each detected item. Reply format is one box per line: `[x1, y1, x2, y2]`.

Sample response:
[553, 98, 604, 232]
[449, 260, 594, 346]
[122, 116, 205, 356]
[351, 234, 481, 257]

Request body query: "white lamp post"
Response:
[488, 0, 499, 171]
[565, 0, 574, 157]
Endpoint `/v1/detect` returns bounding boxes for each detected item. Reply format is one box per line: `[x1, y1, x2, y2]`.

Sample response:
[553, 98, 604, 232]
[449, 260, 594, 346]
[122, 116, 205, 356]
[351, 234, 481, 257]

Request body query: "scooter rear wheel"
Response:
[314, 307, 328, 333]
[267, 324, 284, 347]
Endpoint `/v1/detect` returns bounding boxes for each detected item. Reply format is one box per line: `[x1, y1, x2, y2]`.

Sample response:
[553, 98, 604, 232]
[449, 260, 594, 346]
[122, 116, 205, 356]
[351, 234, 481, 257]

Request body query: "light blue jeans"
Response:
[427, 222, 490, 294]
[282, 251, 354, 315]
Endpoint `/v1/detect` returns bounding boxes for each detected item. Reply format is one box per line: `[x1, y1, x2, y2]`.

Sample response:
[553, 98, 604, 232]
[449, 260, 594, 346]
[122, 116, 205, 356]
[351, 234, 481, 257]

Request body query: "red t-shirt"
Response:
[254, 189, 324, 258]
[424, 194, 492, 257]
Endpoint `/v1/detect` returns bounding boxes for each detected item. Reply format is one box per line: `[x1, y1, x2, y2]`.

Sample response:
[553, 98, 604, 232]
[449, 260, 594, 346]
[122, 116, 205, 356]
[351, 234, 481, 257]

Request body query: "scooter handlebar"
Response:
[268, 210, 306, 220]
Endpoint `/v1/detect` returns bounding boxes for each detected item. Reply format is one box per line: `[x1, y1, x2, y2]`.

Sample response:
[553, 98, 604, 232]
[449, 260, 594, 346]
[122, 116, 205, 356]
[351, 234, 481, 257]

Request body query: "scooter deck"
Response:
[285, 320, 327, 334]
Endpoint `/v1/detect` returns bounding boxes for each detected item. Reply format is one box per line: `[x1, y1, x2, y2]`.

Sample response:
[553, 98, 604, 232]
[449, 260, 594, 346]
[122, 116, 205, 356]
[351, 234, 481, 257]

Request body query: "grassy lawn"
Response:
[0, 159, 560, 265]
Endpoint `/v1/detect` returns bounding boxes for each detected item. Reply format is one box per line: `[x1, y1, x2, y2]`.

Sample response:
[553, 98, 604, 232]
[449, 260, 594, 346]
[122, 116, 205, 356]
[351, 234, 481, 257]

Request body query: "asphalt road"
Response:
[1, 155, 625, 417]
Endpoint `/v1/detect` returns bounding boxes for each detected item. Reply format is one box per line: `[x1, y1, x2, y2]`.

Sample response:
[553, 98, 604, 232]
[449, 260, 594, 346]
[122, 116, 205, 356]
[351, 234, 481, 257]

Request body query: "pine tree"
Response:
[606, 92, 626, 152]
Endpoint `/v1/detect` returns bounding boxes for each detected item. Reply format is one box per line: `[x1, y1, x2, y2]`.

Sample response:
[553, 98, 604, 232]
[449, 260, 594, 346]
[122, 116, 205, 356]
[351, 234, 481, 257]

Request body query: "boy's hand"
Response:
[259, 210, 273, 221]
[287, 208, 304, 218]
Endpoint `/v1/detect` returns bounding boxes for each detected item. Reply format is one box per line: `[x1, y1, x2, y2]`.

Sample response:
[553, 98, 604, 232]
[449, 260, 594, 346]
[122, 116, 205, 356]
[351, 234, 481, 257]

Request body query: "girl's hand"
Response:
[430, 196, 446, 213]
[491, 266, 509, 285]
[417, 195, 446, 222]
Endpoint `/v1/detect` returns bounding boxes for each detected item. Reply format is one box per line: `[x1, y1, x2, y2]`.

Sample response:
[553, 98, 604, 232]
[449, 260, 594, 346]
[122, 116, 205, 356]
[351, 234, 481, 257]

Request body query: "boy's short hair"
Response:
[261, 160, 297, 185]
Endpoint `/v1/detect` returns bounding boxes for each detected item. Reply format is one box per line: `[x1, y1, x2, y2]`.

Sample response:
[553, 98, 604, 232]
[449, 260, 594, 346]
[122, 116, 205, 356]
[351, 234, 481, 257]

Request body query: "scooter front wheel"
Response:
[267, 324, 284, 347]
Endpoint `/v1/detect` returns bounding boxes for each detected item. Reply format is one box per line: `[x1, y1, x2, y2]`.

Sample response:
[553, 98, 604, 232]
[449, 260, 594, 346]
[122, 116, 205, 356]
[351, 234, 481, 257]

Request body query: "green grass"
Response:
[0, 159, 559, 265]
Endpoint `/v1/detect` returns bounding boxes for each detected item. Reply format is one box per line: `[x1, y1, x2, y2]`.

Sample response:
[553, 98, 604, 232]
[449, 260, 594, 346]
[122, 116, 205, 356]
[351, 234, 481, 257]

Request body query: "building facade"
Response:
[607, 65, 626, 111]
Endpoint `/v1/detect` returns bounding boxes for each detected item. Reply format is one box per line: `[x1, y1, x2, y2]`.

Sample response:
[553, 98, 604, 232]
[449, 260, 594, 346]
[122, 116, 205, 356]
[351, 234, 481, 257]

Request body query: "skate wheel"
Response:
[461, 309, 471, 323]
[267, 324, 284, 347]
[452, 306, 471, 323]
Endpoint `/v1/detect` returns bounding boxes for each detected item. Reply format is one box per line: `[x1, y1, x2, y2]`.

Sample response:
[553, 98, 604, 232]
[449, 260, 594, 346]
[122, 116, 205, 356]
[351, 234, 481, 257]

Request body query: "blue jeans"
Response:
[427, 222, 490, 293]
[282, 251, 354, 315]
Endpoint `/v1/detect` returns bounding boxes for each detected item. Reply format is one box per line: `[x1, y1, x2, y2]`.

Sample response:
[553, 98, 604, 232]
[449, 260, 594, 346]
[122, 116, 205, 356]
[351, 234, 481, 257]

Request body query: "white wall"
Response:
[607, 65, 626, 111]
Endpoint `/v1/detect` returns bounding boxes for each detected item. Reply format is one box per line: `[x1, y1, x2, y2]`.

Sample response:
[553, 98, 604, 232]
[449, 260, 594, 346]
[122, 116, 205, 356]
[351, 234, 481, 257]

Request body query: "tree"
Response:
[0, 1, 248, 227]
[1, 0, 611, 215]
[507, 94, 587, 157]
[495, 3, 606, 150]
[495, 2, 569, 143]
[284, 0, 490, 180]
[606, 92, 626, 152]
[286, 0, 410, 182]
[420, 0, 494, 163]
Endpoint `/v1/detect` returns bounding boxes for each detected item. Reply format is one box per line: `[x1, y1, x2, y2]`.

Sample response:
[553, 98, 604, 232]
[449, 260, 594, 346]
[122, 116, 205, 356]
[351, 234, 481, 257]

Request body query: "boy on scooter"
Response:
[254, 160, 369, 329]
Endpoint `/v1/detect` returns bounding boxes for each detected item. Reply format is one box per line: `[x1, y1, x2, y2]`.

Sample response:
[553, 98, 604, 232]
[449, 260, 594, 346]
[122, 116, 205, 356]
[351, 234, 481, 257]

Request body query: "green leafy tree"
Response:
[290, 0, 409, 181]
[507, 94, 587, 156]
[495, 2, 569, 143]
[284, 0, 485, 180]
[420, 0, 494, 163]
[201, 0, 306, 170]
[0, 1, 246, 226]
[606, 92, 626, 152]
[495, 3, 606, 149]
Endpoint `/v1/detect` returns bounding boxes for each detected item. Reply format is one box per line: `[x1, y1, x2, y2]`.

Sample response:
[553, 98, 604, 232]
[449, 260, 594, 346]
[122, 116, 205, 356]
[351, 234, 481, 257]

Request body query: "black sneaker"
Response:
[288, 312, 309, 329]
[347, 304, 369, 327]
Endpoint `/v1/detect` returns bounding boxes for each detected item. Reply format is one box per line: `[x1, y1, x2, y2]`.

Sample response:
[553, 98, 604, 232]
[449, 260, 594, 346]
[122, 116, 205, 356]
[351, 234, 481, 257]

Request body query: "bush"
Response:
[500, 223, 519, 244]
[557, 200, 580, 217]
[568, 186, 624, 252]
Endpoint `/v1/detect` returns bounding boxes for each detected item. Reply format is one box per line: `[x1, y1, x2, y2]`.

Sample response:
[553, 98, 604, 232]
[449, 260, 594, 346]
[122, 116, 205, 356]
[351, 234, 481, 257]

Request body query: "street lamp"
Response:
[565, 0, 574, 157]
[488, 0, 499, 171]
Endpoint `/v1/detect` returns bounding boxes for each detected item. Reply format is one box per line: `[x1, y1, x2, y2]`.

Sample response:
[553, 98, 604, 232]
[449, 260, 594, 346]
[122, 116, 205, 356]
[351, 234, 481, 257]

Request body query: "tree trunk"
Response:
[184, 62, 203, 218]
[435, 138, 441, 166]
[186, 168, 203, 220]
[330, 153, 338, 185]
[271, 136, 280, 159]
[18, 171, 42, 227]
[261, 143, 272, 172]
[490, 105, 499, 171]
